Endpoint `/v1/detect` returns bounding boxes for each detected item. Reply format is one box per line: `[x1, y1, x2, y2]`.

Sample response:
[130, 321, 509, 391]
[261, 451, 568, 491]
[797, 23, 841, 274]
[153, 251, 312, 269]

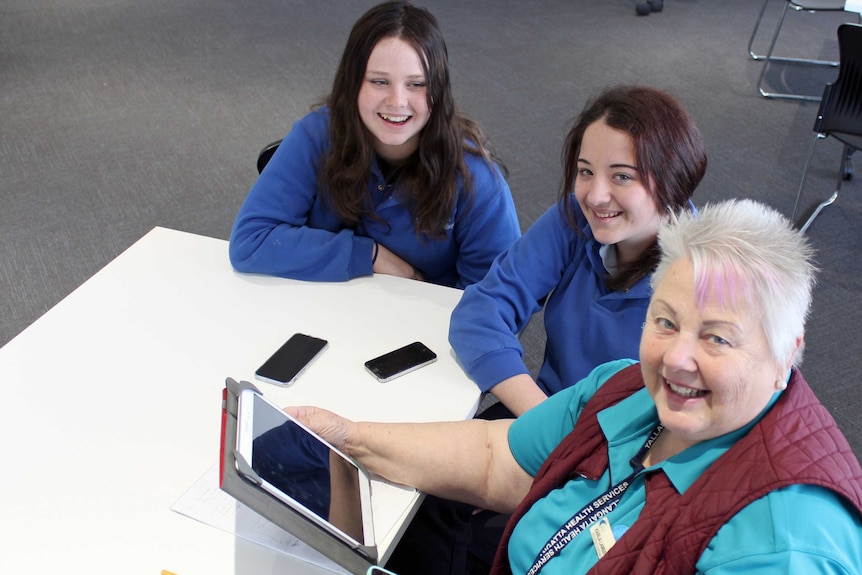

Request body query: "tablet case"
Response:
[219, 377, 376, 574]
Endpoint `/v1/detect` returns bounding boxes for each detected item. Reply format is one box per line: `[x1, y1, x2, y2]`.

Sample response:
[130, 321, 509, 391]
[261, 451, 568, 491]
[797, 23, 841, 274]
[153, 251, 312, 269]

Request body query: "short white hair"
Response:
[653, 199, 817, 368]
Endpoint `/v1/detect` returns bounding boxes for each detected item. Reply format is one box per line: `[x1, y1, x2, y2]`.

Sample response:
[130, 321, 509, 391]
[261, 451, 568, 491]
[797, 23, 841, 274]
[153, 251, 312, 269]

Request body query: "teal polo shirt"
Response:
[508, 359, 862, 574]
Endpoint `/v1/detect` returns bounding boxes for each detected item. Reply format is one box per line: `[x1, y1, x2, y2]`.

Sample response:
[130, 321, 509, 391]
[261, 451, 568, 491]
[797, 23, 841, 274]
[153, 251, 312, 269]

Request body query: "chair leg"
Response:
[842, 145, 856, 181]
[748, 0, 773, 60]
[757, 2, 828, 101]
[756, 0, 790, 76]
[792, 133, 822, 224]
[796, 142, 854, 234]
[798, 190, 838, 233]
[752, 1, 841, 66]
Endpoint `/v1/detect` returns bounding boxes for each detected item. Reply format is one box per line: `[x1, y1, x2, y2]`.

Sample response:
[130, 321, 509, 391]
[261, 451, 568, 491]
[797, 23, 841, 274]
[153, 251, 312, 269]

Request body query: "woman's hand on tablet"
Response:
[285, 405, 355, 451]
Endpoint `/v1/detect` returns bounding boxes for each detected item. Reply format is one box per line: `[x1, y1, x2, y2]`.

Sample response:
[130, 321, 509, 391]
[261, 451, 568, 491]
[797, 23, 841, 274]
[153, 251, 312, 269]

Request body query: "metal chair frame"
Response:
[748, 0, 856, 101]
[792, 23, 862, 232]
[793, 137, 858, 233]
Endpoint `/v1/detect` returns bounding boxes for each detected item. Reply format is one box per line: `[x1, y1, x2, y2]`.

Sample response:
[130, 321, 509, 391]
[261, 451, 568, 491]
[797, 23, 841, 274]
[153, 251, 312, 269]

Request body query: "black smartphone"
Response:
[255, 333, 328, 387]
[364, 341, 437, 383]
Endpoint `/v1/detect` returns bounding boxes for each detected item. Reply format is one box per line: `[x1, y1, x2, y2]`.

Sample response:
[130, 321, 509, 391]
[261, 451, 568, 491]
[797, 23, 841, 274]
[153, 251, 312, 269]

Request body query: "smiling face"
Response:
[575, 119, 664, 264]
[357, 36, 431, 163]
[640, 257, 787, 452]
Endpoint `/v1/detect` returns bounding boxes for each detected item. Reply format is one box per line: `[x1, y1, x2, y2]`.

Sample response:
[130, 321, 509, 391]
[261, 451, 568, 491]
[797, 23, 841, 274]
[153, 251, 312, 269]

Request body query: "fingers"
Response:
[284, 405, 352, 450]
[284, 405, 312, 418]
[374, 244, 423, 281]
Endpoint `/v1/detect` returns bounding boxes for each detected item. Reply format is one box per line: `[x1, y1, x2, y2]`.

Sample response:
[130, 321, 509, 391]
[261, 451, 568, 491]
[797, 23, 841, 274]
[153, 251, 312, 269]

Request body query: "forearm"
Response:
[287, 405, 532, 512]
[449, 212, 569, 390]
[230, 221, 372, 280]
[230, 115, 372, 280]
[345, 418, 530, 513]
[490, 374, 549, 417]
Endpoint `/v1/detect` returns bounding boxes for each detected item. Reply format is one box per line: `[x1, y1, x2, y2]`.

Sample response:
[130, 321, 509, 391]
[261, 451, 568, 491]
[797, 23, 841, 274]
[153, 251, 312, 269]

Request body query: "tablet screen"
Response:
[236, 390, 374, 548]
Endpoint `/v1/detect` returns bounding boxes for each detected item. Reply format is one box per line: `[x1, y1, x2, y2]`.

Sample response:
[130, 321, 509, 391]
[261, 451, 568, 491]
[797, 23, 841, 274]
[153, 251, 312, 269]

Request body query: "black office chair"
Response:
[256, 139, 283, 174]
[748, 0, 857, 101]
[792, 23, 862, 233]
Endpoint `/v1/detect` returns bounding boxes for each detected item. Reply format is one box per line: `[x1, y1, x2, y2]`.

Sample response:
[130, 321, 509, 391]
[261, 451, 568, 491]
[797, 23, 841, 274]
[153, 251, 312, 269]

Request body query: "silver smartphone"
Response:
[255, 333, 328, 386]
[364, 341, 437, 383]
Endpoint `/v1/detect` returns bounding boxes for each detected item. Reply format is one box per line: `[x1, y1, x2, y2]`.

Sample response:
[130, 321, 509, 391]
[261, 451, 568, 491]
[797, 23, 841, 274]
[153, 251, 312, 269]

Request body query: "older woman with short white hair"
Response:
[289, 199, 862, 574]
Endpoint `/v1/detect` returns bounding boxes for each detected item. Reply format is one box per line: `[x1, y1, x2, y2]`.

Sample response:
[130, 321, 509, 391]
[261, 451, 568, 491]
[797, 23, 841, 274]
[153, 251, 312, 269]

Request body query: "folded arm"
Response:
[489, 374, 549, 417]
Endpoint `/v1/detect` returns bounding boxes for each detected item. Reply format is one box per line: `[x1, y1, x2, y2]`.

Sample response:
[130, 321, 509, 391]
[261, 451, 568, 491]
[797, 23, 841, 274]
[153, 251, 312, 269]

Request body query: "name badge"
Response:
[590, 517, 617, 559]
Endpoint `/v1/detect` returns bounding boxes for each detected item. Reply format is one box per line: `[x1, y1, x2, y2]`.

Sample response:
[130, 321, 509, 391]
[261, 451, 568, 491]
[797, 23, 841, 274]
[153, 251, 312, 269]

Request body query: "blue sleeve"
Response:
[448, 204, 583, 391]
[508, 359, 635, 475]
[451, 155, 521, 289]
[697, 485, 862, 574]
[228, 109, 375, 281]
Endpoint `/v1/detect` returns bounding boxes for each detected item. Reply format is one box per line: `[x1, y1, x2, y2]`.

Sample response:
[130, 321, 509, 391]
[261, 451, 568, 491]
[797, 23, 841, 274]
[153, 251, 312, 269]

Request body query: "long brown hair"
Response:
[319, 1, 501, 238]
[560, 85, 707, 291]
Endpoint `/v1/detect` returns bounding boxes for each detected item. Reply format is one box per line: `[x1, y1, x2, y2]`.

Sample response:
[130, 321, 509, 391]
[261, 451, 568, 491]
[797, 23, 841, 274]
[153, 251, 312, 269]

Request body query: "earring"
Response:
[776, 379, 787, 391]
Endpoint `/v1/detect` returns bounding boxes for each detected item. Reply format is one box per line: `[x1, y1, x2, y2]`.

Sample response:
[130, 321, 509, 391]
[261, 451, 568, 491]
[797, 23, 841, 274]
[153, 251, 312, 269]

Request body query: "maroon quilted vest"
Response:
[490, 364, 862, 575]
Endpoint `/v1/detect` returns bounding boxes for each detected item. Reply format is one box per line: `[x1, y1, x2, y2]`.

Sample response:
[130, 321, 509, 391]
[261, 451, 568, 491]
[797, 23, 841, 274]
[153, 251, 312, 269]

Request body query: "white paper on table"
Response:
[846, 0, 862, 14]
[170, 465, 349, 574]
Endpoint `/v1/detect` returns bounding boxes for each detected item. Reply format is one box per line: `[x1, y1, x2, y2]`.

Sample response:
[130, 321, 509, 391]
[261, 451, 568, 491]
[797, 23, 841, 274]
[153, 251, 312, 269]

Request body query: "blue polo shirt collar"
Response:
[585, 239, 652, 300]
[598, 387, 782, 494]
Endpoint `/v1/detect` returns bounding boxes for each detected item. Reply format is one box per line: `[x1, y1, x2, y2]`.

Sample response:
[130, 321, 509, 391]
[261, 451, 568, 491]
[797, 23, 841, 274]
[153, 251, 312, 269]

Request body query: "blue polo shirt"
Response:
[229, 108, 521, 289]
[508, 359, 862, 574]
[448, 206, 651, 396]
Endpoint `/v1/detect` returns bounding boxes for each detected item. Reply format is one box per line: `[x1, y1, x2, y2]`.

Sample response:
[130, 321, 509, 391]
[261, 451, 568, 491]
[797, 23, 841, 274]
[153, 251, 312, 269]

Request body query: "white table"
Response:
[0, 227, 481, 575]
